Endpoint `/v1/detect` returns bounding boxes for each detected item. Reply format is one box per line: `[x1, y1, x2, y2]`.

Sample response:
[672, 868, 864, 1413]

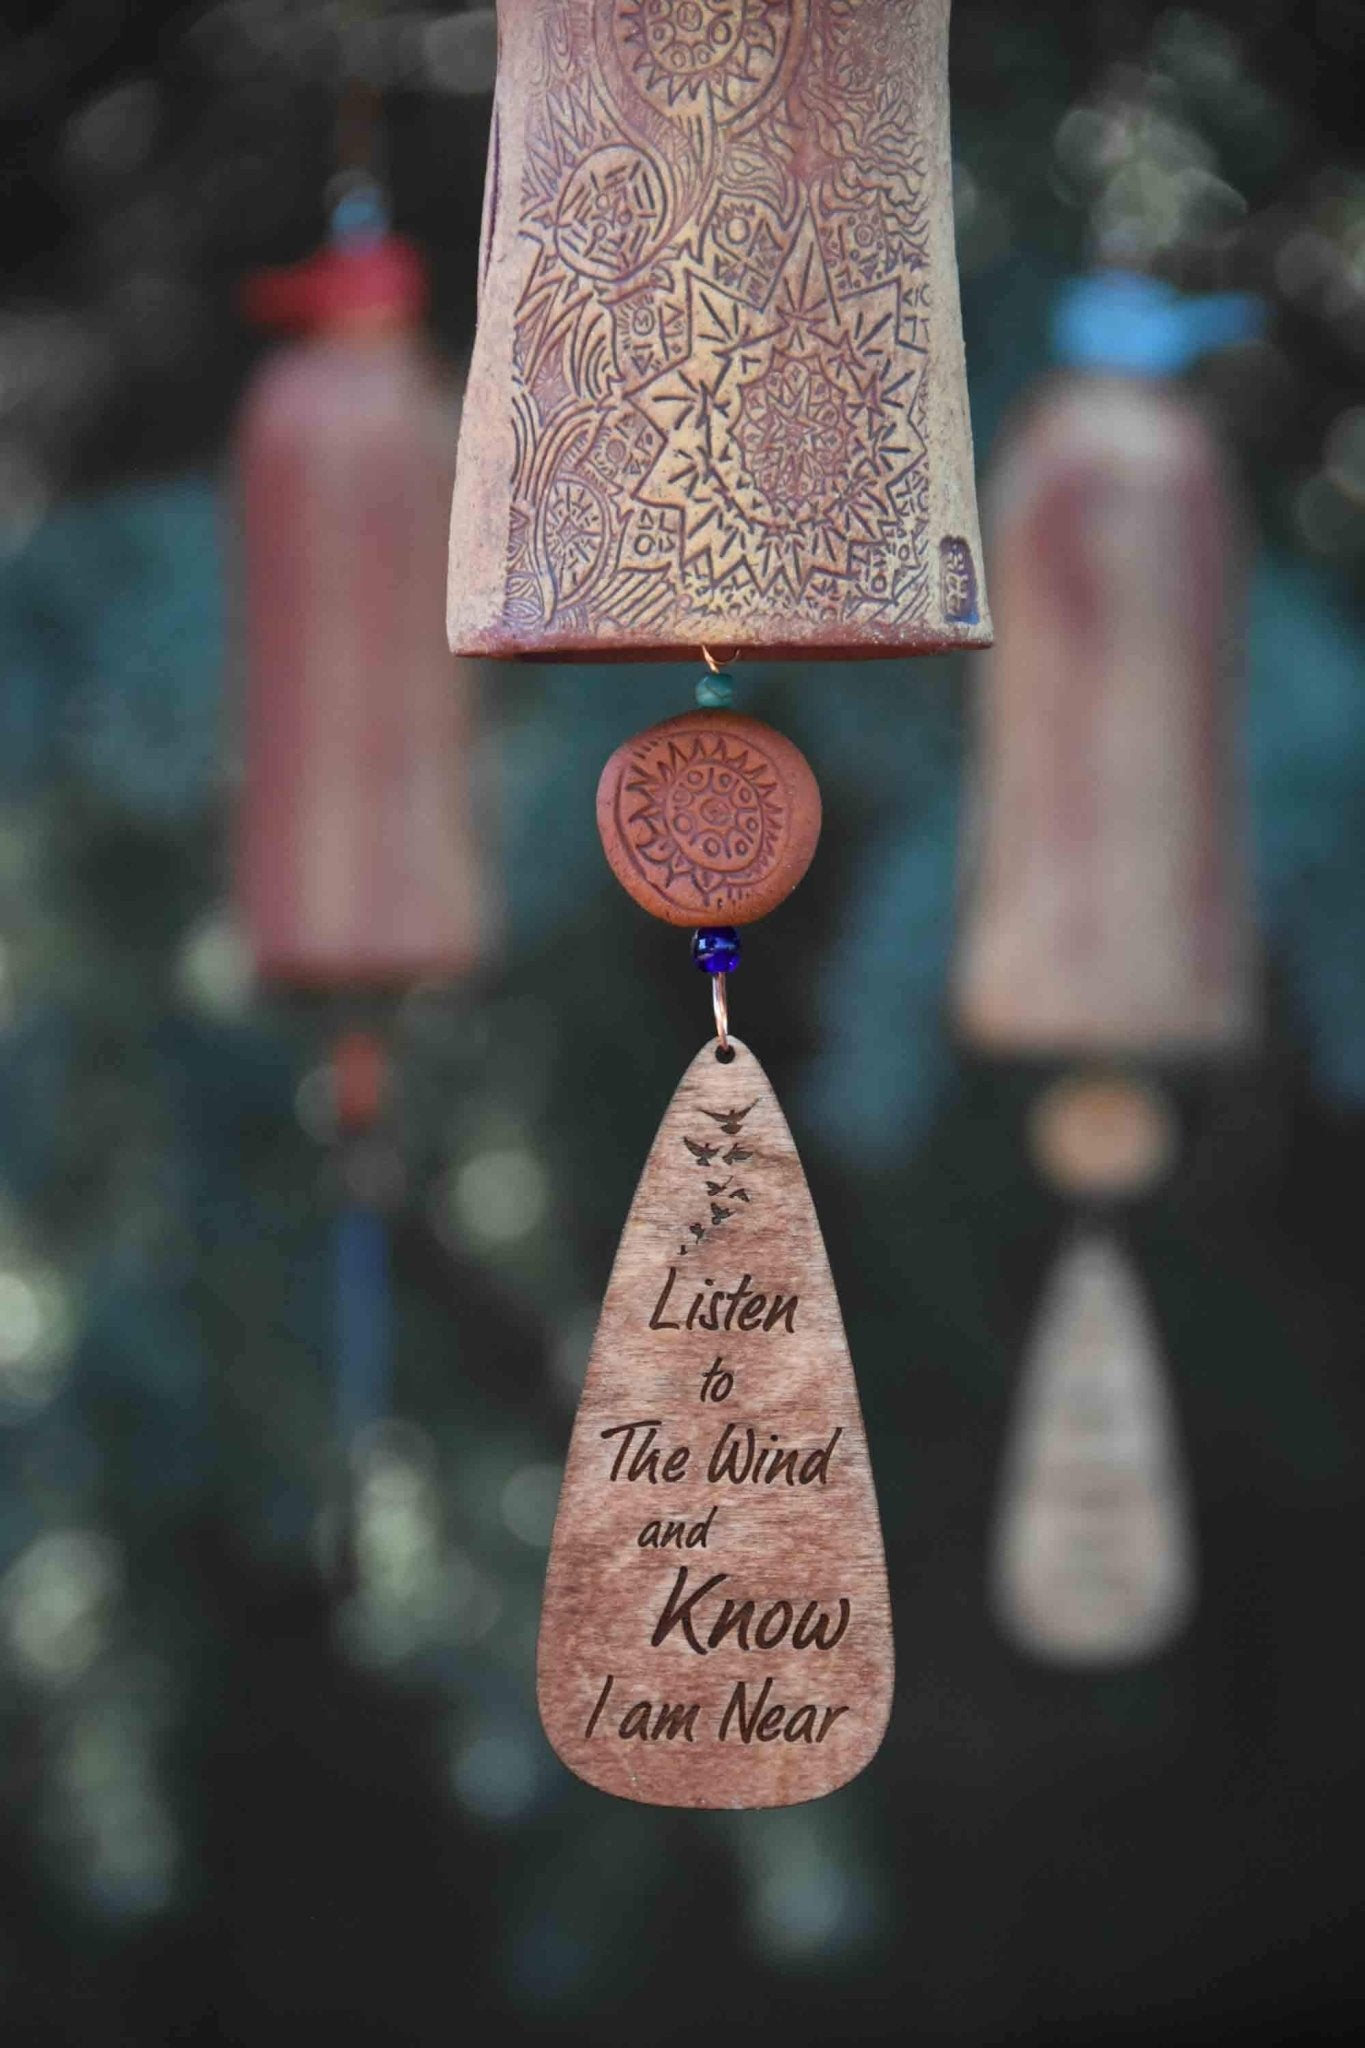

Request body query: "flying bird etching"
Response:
[698, 1102, 758, 1137]
[678, 1110, 759, 1250]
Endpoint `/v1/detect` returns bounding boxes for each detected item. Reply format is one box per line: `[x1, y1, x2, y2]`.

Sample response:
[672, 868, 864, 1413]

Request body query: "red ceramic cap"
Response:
[243, 236, 428, 332]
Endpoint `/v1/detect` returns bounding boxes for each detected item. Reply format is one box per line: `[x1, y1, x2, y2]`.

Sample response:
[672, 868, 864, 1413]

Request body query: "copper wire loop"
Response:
[701, 645, 741, 675]
[712, 971, 729, 1053]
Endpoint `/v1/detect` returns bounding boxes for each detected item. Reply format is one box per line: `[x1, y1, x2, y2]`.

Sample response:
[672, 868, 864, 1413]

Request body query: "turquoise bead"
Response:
[695, 671, 735, 709]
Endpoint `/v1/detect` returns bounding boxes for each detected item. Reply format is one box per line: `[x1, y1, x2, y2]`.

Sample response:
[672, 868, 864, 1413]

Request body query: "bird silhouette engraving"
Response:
[698, 1103, 757, 1137]
[683, 1137, 721, 1166]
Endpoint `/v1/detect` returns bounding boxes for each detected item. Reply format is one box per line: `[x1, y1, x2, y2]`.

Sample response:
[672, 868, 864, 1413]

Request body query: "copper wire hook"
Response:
[712, 970, 730, 1054]
[701, 645, 741, 675]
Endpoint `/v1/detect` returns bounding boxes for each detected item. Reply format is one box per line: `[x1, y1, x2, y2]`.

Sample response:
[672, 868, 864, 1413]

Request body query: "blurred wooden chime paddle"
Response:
[954, 270, 1263, 1666]
[448, 0, 993, 1803]
[994, 1078, 1195, 1665]
[235, 183, 486, 1573]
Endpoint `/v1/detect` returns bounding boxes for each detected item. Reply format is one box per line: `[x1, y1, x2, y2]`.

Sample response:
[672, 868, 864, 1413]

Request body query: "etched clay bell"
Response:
[953, 274, 1260, 1057]
[448, 0, 991, 660]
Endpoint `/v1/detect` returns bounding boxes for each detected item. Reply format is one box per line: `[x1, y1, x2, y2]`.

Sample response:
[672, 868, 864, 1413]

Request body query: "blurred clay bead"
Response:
[1029, 1073, 1177, 1201]
[597, 710, 820, 926]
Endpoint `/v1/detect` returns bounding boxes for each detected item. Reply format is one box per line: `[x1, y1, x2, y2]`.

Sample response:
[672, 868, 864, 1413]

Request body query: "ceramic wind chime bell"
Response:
[449, 0, 989, 661]
[953, 270, 1262, 1667]
[237, 191, 487, 1541]
[241, 210, 484, 994]
[450, 1, 990, 1806]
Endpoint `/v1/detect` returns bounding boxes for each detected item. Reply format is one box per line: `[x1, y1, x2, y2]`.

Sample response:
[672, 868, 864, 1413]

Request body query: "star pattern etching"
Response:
[634, 229, 925, 625]
[499, 0, 936, 645]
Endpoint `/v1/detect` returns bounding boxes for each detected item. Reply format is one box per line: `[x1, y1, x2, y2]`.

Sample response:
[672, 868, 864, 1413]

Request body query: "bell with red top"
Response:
[237, 187, 487, 991]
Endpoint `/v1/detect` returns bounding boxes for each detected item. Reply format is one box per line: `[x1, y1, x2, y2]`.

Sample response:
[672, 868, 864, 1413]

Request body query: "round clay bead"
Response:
[597, 711, 821, 928]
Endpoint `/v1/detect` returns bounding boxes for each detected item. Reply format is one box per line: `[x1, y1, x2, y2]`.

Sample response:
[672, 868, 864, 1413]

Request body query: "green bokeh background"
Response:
[2, 4, 1364, 2042]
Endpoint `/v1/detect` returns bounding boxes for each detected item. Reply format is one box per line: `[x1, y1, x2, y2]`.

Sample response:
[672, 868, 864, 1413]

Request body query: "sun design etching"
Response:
[539, 478, 610, 607]
[635, 232, 926, 622]
[555, 145, 671, 283]
[496, 0, 942, 646]
[613, 0, 793, 127]
[617, 731, 787, 916]
[734, 341, 860, 522]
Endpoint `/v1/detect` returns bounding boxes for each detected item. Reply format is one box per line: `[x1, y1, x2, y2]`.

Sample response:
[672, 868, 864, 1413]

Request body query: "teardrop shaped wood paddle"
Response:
[538, 1036, 893, 1807]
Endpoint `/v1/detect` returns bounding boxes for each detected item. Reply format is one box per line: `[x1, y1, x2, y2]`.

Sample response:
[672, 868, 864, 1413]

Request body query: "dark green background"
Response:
[2, 4, 1364, 2042]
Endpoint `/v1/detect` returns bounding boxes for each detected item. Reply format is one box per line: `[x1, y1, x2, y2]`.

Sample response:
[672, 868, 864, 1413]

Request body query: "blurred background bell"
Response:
[237, 190, 485, 991]
[953, 271, 1260, 1055]
[233, 185, 490, 1532]
[955, 271, 1264, 1667]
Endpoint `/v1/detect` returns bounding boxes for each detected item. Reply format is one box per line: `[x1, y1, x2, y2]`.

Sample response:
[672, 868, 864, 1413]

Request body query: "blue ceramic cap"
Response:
[1052, 269, 1266, 378]
[330, 175, 390, 247]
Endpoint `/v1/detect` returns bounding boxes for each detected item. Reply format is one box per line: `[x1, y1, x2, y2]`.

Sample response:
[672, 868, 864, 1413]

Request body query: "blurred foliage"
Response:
[1, 4, 1365, 2046]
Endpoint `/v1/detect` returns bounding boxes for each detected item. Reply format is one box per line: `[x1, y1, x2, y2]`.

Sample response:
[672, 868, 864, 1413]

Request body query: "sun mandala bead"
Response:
[596, 709, 821, 927]
[691, 927, 742, 975]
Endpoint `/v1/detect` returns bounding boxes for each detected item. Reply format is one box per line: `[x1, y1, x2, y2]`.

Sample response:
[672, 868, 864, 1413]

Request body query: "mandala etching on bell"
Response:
[501, 0, 938, 644]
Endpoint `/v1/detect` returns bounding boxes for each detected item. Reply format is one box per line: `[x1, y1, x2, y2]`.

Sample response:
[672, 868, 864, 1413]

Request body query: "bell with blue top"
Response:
[952, 269, 1265, 1671]
[953, 268, 1263, 1056]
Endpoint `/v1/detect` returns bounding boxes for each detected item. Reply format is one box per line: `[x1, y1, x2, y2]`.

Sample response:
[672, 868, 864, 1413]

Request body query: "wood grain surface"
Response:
[538, 1036, 892, 1806]
[448, 0, 990, 660]
[596, 711, 821, 926]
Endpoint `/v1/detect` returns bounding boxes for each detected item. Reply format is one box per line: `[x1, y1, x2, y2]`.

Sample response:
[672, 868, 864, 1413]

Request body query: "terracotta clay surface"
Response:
[239, 332, 485, 987]
[448, 0, 990, 660]
[597, 710, 820, 926]
[954, 375, 1256, 1055]
[1028, 1074, 1177, 1201]
[538, 1037, 892, 1807]
[992, 1233, 1195, 1667]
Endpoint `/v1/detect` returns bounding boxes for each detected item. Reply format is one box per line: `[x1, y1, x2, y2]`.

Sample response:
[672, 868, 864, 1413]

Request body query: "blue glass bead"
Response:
[691, 927, 742, 974]
[695, 671, 735, 709]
